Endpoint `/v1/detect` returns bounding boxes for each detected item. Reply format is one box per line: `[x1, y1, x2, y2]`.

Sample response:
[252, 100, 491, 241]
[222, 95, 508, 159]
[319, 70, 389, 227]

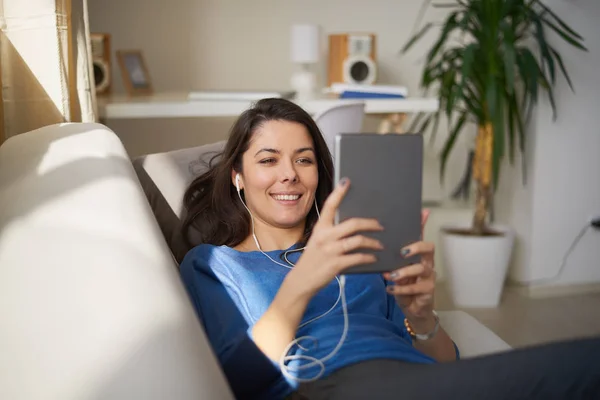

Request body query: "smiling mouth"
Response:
[271, 194, 302, 201]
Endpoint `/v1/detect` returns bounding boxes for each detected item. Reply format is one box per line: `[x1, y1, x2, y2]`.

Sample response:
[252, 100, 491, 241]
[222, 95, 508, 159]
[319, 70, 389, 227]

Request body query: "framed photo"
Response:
[116, 50, 153, 96]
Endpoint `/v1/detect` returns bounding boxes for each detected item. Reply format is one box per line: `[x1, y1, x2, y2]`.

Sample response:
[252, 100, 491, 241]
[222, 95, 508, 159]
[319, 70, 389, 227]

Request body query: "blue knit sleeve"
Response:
[179, 249, 289, 399]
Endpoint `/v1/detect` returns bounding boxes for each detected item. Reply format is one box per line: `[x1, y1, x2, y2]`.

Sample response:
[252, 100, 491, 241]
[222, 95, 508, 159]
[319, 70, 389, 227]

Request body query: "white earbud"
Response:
[235, 173, 241, 192]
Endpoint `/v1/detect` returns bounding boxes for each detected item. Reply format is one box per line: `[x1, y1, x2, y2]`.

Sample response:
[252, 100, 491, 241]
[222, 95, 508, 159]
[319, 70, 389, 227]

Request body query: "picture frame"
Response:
[116, 50, 153, 96]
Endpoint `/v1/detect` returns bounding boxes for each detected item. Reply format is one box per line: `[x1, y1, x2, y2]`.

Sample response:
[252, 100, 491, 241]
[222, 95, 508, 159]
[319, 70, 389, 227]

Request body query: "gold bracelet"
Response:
[404, 310, 439, 341]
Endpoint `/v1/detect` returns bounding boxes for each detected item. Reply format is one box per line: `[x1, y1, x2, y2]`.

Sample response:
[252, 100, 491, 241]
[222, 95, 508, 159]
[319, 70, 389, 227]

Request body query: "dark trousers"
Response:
[290, 337, 600, 400]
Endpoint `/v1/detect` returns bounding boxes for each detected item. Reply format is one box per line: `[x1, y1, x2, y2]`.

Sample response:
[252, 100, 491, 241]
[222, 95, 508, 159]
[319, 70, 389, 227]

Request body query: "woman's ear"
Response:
[231, 170, 242, 191]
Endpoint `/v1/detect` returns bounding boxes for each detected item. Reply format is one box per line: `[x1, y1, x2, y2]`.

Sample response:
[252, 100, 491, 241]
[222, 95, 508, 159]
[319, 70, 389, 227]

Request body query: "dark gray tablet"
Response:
[334, 133, 423, 274]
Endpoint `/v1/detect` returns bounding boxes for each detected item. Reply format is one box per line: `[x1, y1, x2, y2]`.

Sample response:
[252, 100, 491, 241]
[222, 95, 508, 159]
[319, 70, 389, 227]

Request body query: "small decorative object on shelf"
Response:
[90, 33, 111, 95]
[117, 50, 153, 96]
[328, 33, 377, 87]
[290, 24, 320, 102]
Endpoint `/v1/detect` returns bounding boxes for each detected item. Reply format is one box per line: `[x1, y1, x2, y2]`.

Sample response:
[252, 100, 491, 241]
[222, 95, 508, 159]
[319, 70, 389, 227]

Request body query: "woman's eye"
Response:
[259, 158, 276, 164]
[297, 158, 314, 164]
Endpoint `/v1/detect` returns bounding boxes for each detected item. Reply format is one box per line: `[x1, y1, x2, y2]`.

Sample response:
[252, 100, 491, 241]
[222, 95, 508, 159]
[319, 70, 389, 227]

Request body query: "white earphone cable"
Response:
[235, 175, 348, 382]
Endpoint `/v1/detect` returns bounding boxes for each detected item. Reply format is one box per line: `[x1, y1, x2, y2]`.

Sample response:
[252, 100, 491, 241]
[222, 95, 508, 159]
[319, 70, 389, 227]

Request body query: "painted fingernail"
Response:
[386, 286, 394, 293]
[390, 271, 399, 279]
[339, 177, 349, 187]
[401, 248, 410, 257]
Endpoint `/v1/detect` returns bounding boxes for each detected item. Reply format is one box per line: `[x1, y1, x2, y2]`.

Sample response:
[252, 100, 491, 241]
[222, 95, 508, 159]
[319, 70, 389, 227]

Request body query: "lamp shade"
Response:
[290, 24, 320, 64]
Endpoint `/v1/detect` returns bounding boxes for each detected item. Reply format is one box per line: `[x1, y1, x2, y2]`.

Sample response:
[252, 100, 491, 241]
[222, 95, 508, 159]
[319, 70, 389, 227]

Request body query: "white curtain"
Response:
[0, 0, 96, 141]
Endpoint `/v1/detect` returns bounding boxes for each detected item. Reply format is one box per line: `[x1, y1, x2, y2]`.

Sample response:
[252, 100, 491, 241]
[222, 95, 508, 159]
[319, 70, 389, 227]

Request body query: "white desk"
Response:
[97, 92, 439, 122]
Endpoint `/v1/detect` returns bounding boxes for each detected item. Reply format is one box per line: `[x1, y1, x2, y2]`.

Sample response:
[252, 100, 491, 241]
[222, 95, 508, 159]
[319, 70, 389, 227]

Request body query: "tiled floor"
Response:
[435, 284, 600, 348]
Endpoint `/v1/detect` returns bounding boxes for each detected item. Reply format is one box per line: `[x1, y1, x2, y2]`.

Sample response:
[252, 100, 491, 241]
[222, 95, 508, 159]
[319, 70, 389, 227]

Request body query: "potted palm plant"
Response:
[403, 0, 587, 307]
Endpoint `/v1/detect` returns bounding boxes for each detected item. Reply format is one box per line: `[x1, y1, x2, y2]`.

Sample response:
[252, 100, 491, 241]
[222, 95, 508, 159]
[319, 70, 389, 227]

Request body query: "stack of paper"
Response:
[188, 90, 295, 101]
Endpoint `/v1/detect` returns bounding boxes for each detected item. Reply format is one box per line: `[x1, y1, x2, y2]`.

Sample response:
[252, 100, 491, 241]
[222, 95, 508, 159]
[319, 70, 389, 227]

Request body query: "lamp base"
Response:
[290, 69, 316, 102]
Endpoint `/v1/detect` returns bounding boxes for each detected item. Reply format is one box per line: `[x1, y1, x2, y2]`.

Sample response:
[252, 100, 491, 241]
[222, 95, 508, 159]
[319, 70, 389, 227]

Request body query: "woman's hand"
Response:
[383, 210, 436, 323]
[381, 210, 457, 362]
[255, 177, 383, 362]
[287, 177, 384, 300]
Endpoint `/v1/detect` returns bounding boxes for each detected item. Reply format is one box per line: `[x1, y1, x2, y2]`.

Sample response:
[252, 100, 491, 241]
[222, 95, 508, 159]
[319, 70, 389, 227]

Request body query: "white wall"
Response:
[498, 0, 600, 288]
[88, 0, 600, 290]
[528, 0, 600, 286]
[88, 0, 469, 202]
[88, 0, 599, 290]
[187, 0, 448, 93]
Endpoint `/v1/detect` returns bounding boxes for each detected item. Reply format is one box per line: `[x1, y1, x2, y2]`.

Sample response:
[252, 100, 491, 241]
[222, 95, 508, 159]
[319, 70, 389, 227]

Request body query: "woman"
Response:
[179, 98, 599, 400]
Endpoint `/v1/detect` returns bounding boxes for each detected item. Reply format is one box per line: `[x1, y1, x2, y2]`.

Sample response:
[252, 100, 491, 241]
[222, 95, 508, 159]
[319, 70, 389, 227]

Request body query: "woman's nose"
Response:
[280, 161, 299, 183]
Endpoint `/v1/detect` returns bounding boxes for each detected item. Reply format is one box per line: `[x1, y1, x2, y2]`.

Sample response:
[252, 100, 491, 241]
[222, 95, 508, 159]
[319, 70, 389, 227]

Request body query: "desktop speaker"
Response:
[327, 33, 377, 87]
[90, 33, 111, 95]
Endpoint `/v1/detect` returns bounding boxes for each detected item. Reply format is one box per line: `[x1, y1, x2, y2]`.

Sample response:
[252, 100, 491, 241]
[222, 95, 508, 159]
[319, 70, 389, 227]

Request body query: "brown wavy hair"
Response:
[181, 98, 334, 249]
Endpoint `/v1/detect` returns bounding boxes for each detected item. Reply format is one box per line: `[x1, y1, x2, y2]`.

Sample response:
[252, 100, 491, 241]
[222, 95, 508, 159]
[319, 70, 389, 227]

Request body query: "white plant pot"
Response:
[441, 224, 515, 308]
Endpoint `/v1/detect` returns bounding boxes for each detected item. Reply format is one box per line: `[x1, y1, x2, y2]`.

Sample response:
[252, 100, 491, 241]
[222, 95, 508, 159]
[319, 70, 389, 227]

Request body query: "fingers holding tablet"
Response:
[318, 177, 351, 224]
[383, 240, 435, 277]
[294, 178, 386, 291]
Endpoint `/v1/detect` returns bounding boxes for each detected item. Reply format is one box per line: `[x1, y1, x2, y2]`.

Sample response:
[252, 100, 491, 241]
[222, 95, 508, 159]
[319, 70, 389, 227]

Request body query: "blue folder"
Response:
[339, 91, 406, 99]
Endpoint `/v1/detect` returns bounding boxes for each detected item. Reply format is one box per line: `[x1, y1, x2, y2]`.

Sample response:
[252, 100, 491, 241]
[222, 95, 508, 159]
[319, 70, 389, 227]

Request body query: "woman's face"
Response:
[234, 120, 319, 231]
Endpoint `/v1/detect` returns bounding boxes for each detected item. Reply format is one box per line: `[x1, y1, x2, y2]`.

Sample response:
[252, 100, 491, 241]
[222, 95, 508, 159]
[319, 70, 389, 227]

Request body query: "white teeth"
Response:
[273, 194, 300, 201]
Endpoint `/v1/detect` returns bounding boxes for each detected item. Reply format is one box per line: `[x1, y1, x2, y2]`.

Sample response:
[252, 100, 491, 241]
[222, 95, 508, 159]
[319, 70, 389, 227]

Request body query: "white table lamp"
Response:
[290, 24, 320, 101]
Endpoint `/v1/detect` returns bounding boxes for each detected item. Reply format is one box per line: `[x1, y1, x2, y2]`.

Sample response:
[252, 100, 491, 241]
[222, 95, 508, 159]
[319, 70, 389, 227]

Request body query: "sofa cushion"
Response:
[133, 140, 226, 262]
[0, 123, 234, 399]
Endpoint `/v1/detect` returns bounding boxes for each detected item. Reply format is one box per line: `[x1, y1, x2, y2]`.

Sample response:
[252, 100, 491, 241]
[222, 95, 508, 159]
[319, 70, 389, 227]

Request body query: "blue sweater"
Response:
[180, 243, 454, 399]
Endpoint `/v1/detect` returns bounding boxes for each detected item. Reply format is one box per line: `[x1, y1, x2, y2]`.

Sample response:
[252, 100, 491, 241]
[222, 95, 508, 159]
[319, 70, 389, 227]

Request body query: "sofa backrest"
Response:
[0, 123, 233, 400]
[133, 140, 226, 263]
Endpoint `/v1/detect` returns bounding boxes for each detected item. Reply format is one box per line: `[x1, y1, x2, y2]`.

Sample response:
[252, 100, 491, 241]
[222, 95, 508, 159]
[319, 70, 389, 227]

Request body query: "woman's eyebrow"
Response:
[254, 148, 279, 157]
[254, 147, 315, 156]
[296, 147, 315, 154]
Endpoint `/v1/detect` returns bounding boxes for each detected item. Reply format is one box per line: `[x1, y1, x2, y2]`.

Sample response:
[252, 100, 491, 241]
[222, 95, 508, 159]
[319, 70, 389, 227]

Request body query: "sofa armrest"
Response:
[0, 123, 233, 400]
[438, 310, 512, 358]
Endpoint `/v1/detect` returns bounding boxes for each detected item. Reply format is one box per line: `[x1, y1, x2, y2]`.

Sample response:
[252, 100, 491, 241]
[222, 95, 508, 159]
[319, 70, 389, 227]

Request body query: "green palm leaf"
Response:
[550, 45, 575, 91]
[401, 22, 434, 53]
[533, 0, 583, 40]
[491, 81, 505, 189]
[401, 0, 586, 231]
[440, 111, 468, 183]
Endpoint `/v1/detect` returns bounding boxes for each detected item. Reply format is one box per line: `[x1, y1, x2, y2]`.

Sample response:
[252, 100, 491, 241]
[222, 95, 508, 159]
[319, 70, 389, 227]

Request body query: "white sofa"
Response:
[0, 123, 511, 400]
